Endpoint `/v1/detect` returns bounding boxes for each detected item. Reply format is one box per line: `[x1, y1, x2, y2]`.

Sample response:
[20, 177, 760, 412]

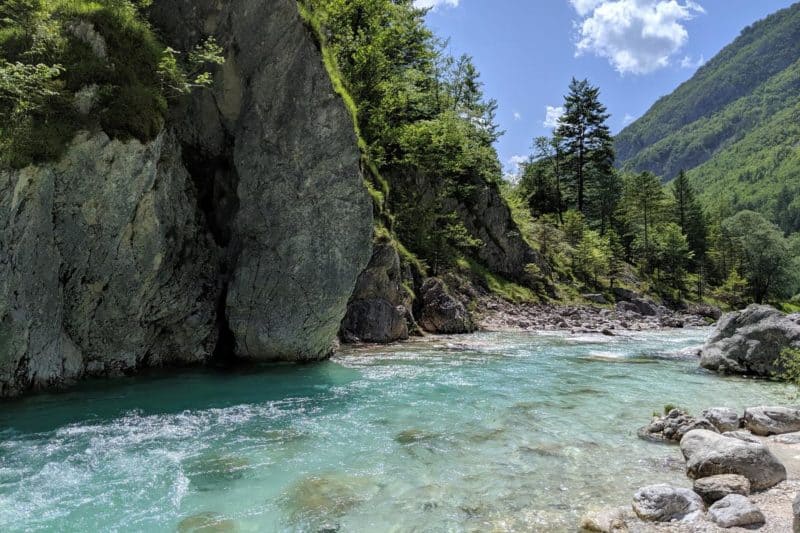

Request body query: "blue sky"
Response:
[418, 0, 797, 177]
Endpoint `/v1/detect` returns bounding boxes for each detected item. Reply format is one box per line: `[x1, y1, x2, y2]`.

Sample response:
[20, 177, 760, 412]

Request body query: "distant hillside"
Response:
[615, 2, 800, 231]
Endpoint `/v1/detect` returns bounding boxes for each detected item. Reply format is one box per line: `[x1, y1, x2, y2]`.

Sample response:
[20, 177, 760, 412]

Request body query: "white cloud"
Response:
[414, 0, 459, 10]
[571, 0, 604, 16]
[623, 113, 636, 125]
[503, 155, 528, 183]
[513, 111, 522, 121]
[543, 106, 565, 129]
[570, 0, 705, 75]
[680, 54, 705, 69]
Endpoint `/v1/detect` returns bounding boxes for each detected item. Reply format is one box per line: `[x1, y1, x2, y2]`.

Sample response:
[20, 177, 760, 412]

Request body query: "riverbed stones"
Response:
[580, 506, 629, 532]
[702, 408, 741, 433]
[680, 429, 787, 491]
[707, 494, 765, 528]
[693, 475, 751, 504]
[700, 304, 800, 376]
[744, 406, 800, 436]
[638, 409, 718, 443]
[631, 484, 704, 522]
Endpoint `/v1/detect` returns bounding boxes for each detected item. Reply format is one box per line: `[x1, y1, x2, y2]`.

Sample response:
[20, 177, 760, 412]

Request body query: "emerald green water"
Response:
[0, 329, 790, 532]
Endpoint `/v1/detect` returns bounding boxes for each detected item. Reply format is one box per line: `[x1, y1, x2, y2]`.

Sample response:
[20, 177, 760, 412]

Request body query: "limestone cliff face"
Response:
[0, 0, 372, 396]
[150, 0, 373, 361]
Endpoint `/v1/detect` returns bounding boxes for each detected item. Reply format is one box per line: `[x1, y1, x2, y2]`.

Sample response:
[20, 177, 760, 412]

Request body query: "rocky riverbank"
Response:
[476, 296, 715, 334]
[582, 406, 800, 532]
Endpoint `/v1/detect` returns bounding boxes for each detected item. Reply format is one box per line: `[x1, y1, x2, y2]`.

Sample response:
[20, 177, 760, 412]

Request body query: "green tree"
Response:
[621, 171, 669, 269]
[606, 229, 625, 290]
[653, 223, 693, 296]
[555, 78, 615, 216]
[671, 170, 708, 264]
[721, 210, 794, 303]
[574, 229, 609, 286]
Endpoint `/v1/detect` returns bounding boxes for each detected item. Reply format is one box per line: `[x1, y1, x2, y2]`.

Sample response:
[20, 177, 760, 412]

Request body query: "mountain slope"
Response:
[615, 3, 800, 191]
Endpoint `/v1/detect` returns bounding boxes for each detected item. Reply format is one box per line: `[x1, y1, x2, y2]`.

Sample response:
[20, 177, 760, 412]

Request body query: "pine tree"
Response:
[556, 78, 615, 217]
[622, 171, 669, 269]
[672, 170, 708, 264]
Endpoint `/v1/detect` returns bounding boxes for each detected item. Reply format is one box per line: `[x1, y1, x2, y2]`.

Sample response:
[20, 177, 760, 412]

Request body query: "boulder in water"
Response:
[680, 429, 786, 491]
[631, 484, 704, 523]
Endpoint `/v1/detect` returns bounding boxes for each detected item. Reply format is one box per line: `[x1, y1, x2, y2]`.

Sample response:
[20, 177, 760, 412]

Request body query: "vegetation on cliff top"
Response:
[0, 0, 222, 169]
[300, 0, 544, 299]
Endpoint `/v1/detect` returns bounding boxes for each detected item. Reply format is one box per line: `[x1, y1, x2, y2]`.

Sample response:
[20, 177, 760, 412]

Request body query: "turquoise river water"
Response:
[0, 329, 792, 532]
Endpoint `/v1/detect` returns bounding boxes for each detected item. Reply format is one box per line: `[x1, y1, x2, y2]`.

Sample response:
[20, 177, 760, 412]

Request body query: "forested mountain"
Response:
[615, 2, 800, 232]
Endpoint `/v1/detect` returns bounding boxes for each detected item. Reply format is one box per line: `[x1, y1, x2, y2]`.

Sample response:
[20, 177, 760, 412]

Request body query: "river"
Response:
[0, 329, 790, 531]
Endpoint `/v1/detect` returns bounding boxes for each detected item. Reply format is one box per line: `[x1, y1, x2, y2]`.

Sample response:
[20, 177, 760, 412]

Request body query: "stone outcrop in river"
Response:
[700, 304, 800, 376]
[0, 0, 373, 396]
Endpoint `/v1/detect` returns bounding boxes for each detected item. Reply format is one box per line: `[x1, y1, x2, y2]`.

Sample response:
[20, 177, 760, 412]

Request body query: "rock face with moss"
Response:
[0, 0, 372, 396]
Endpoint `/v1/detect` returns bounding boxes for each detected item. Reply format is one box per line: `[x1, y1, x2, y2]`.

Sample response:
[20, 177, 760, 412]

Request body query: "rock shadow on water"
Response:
[177, 512, 238, 532]
[184, 453, 251, 491]
[282, 472, 380, 529]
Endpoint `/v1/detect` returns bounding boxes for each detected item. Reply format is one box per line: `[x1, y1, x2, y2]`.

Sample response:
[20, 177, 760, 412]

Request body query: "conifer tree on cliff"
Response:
[555, 78, 615, 220]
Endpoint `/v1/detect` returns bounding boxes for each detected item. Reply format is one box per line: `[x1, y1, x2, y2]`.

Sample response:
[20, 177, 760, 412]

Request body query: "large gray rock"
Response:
[693, 474, 751, 504]
[1, 0, 373, 396]
[339, 242, 412, 344]
[744, 406, 800, 436]
[793, 492, 800, 533]
[701, 408, 741, 433]
[0, 132, 217, 396]
[149, 0, 373, 362]
[707, 494, 765, 528]
[700, 304, 800, 376]
[631, 484, 704, 523]
[418, 278, 476, 334]
[680, 429, 786, 491]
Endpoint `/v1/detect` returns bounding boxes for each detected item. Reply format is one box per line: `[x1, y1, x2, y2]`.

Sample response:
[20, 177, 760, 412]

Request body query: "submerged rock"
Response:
[693, 474, 751, 504]
[700, 304, 800, 376]
[185, 454, 250, 490]
[177, 512, 237, 532]
[580, 506, 629, 532]
[680, 429, 786, 491]
[284, 473, 378, 522]
[707, 494, 765, 528]
[744, 406, 800, 436]
[632, 484, 704, 523]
